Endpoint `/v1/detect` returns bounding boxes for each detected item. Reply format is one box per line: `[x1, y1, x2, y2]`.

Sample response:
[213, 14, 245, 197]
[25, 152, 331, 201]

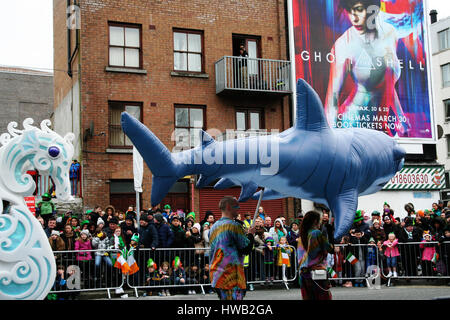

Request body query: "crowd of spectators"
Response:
[34, 198, 450, 299]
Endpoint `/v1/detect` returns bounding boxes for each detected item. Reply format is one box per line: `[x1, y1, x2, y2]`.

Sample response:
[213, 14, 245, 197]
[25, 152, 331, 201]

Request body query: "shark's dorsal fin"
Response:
[199, 130, 215, 147]
[295, 78, 330, 132]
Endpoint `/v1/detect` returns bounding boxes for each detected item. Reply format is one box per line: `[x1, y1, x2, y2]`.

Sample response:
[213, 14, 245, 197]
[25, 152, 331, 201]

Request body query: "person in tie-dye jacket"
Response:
[209, 196, 255, 300]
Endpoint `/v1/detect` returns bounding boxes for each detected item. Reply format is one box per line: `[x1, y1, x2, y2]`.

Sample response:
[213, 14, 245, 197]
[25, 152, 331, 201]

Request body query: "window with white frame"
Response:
[445, 99, 450, 120]
[109, 102, 142, 147]
[173, 29, 203, 72]
[442, 63, 450, 87]
[174, 105, 205, 149]
[109, 23, 141, 68]
[438, 28, 450, 51]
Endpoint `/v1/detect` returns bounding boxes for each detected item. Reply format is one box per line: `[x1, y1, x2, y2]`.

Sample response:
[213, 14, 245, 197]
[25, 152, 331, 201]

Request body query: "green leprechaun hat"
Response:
[147, 258, 157, 269]
[172, 256, 182, 269]
[354, 210, 364, 223]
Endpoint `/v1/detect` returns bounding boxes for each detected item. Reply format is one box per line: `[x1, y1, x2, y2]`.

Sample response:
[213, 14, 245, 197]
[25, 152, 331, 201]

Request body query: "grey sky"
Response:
[0, 0, 448, 72]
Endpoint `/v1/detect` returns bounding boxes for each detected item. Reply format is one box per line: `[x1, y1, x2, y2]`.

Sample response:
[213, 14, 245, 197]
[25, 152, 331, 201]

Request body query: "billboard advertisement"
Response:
[289, 0, 434, 141]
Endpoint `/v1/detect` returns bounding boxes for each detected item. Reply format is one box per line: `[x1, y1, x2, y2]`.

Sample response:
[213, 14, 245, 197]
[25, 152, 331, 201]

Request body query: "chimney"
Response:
[430, 10, 438, 24]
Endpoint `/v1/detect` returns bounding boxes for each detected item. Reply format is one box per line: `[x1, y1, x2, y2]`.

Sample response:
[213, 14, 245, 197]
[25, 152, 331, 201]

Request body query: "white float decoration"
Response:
[0, 118, 74, 300]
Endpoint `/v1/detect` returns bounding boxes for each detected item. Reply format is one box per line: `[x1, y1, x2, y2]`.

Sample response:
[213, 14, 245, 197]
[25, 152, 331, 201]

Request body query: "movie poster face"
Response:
[292, 0, 433, 140]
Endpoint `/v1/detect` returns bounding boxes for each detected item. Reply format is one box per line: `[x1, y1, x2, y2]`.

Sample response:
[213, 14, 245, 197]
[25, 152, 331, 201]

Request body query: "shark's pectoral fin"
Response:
[238, 182, 259, 202]
[251, 188, 285, 200]
[329, 188, 358, 241]
[214, 178, 237, 190]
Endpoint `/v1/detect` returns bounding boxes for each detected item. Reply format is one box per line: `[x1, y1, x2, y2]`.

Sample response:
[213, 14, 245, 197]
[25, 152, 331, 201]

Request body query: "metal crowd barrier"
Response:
[327, 242, 450, 286]
[125, 245, 297, 297]
[49, 249, 124, 299]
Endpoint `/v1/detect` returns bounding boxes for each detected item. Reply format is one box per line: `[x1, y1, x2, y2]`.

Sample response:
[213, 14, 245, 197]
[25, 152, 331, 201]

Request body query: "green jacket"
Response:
[37, 200, 55, 215]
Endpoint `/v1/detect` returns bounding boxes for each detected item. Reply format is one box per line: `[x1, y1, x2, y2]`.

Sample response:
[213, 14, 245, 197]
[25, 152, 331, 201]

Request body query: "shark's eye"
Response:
[48, 146, 61, 158]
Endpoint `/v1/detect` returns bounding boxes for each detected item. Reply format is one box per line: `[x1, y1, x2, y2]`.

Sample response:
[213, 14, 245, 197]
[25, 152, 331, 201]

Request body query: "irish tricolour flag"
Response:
[281, 252, 290, 265]
[127, 254, 139, 275]
[114, 250, 131, 274]
[346, 252, 359, 265]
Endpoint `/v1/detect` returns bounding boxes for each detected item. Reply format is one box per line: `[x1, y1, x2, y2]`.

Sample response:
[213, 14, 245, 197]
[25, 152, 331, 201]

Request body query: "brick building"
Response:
[53, 0, 295, 221]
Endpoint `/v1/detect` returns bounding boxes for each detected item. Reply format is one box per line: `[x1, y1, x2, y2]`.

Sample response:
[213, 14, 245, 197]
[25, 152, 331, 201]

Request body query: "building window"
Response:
[235, 109, 264, 130]
[445, 99, 450, 121]
[438, 28, 450, 51]
[174, 105, 205, 149]
[447, 135, 450, 157]
[442, 63, 450, 87]
[109, 22, 141, 68]
[173, 29, 203, 72]
[109, 102, 142, 147]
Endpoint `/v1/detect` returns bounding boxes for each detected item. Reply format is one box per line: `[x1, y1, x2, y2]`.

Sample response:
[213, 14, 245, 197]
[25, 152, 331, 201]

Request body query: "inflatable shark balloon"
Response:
[121, 79, 405, 239]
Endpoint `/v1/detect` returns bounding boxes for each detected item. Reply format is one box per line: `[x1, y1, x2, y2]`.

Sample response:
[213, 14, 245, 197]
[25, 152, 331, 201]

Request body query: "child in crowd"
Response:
[91, 230, 112, 286]
[159, 261, 171, 296]
[47, 265, 67, 300]
[366, 237, 378, 274]
[75, 229, 93, 288]
[340, 236, 353, 287]
[275, 236, 293, 282]
[332, 246, 344, 286]
[420, 231, 437, 277]
[264, 236, 275, 285]
[145, 258, 161, 296]
[170, 256, 187, 295]
[383, 233, 400, 278]
[186, 265, 200, 295]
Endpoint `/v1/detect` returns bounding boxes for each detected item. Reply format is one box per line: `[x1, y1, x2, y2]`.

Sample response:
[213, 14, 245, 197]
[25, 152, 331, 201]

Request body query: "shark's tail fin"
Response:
[121, 112, 181, 206]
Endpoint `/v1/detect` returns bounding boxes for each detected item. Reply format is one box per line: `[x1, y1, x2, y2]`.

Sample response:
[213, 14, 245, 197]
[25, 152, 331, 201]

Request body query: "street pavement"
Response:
[95, 283, 450, 300]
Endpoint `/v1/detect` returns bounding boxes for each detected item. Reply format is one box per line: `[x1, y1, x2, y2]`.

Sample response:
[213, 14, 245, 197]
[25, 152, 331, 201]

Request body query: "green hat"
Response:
[368, 237, 375, 243]
[203, 222, 210, 227]
[43, 193, 51, 198]
[164, 204, 171, 209]
[131, 233, 139, 243]
[147, 258, 157, 269]
[86, 209, 93, 214]
[265, 236, 275, 243]
[354, 210, 363, 223]
[186, 212, 196, 220]
[81, 220, 89, 226]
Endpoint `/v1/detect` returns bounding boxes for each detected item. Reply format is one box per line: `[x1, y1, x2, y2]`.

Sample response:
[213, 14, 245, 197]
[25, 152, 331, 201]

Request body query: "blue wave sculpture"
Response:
[121, 79, 405, 239]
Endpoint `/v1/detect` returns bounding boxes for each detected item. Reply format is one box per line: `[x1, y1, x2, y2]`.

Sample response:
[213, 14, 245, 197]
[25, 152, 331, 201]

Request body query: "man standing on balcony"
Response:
[237, 44, 248, 89]
[209, 196, 255, 300]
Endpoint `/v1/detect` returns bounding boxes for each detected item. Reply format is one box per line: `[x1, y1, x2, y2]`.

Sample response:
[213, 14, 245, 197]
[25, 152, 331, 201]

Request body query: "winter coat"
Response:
[286, 229, 300, 248]
[268, 218, 287, 244]
[398, 228, 421, 243]
[37, 199, 55, 216]
[91, 236, 110, 256]
[370, 226, 386, 243]
[138, 222, 159, 249]
[333, 251, 344, 272]
[420, 240, 436, 261]
[155, 222, 174, 248]
[383, 239, 400, 257]
[170, 224, 186, 248]
[74, 239, 93, 261]
[185, 231, 202, 249]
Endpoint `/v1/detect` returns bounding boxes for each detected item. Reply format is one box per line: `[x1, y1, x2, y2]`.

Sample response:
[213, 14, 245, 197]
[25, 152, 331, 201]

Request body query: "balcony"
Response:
[215, 56, 291, 96]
